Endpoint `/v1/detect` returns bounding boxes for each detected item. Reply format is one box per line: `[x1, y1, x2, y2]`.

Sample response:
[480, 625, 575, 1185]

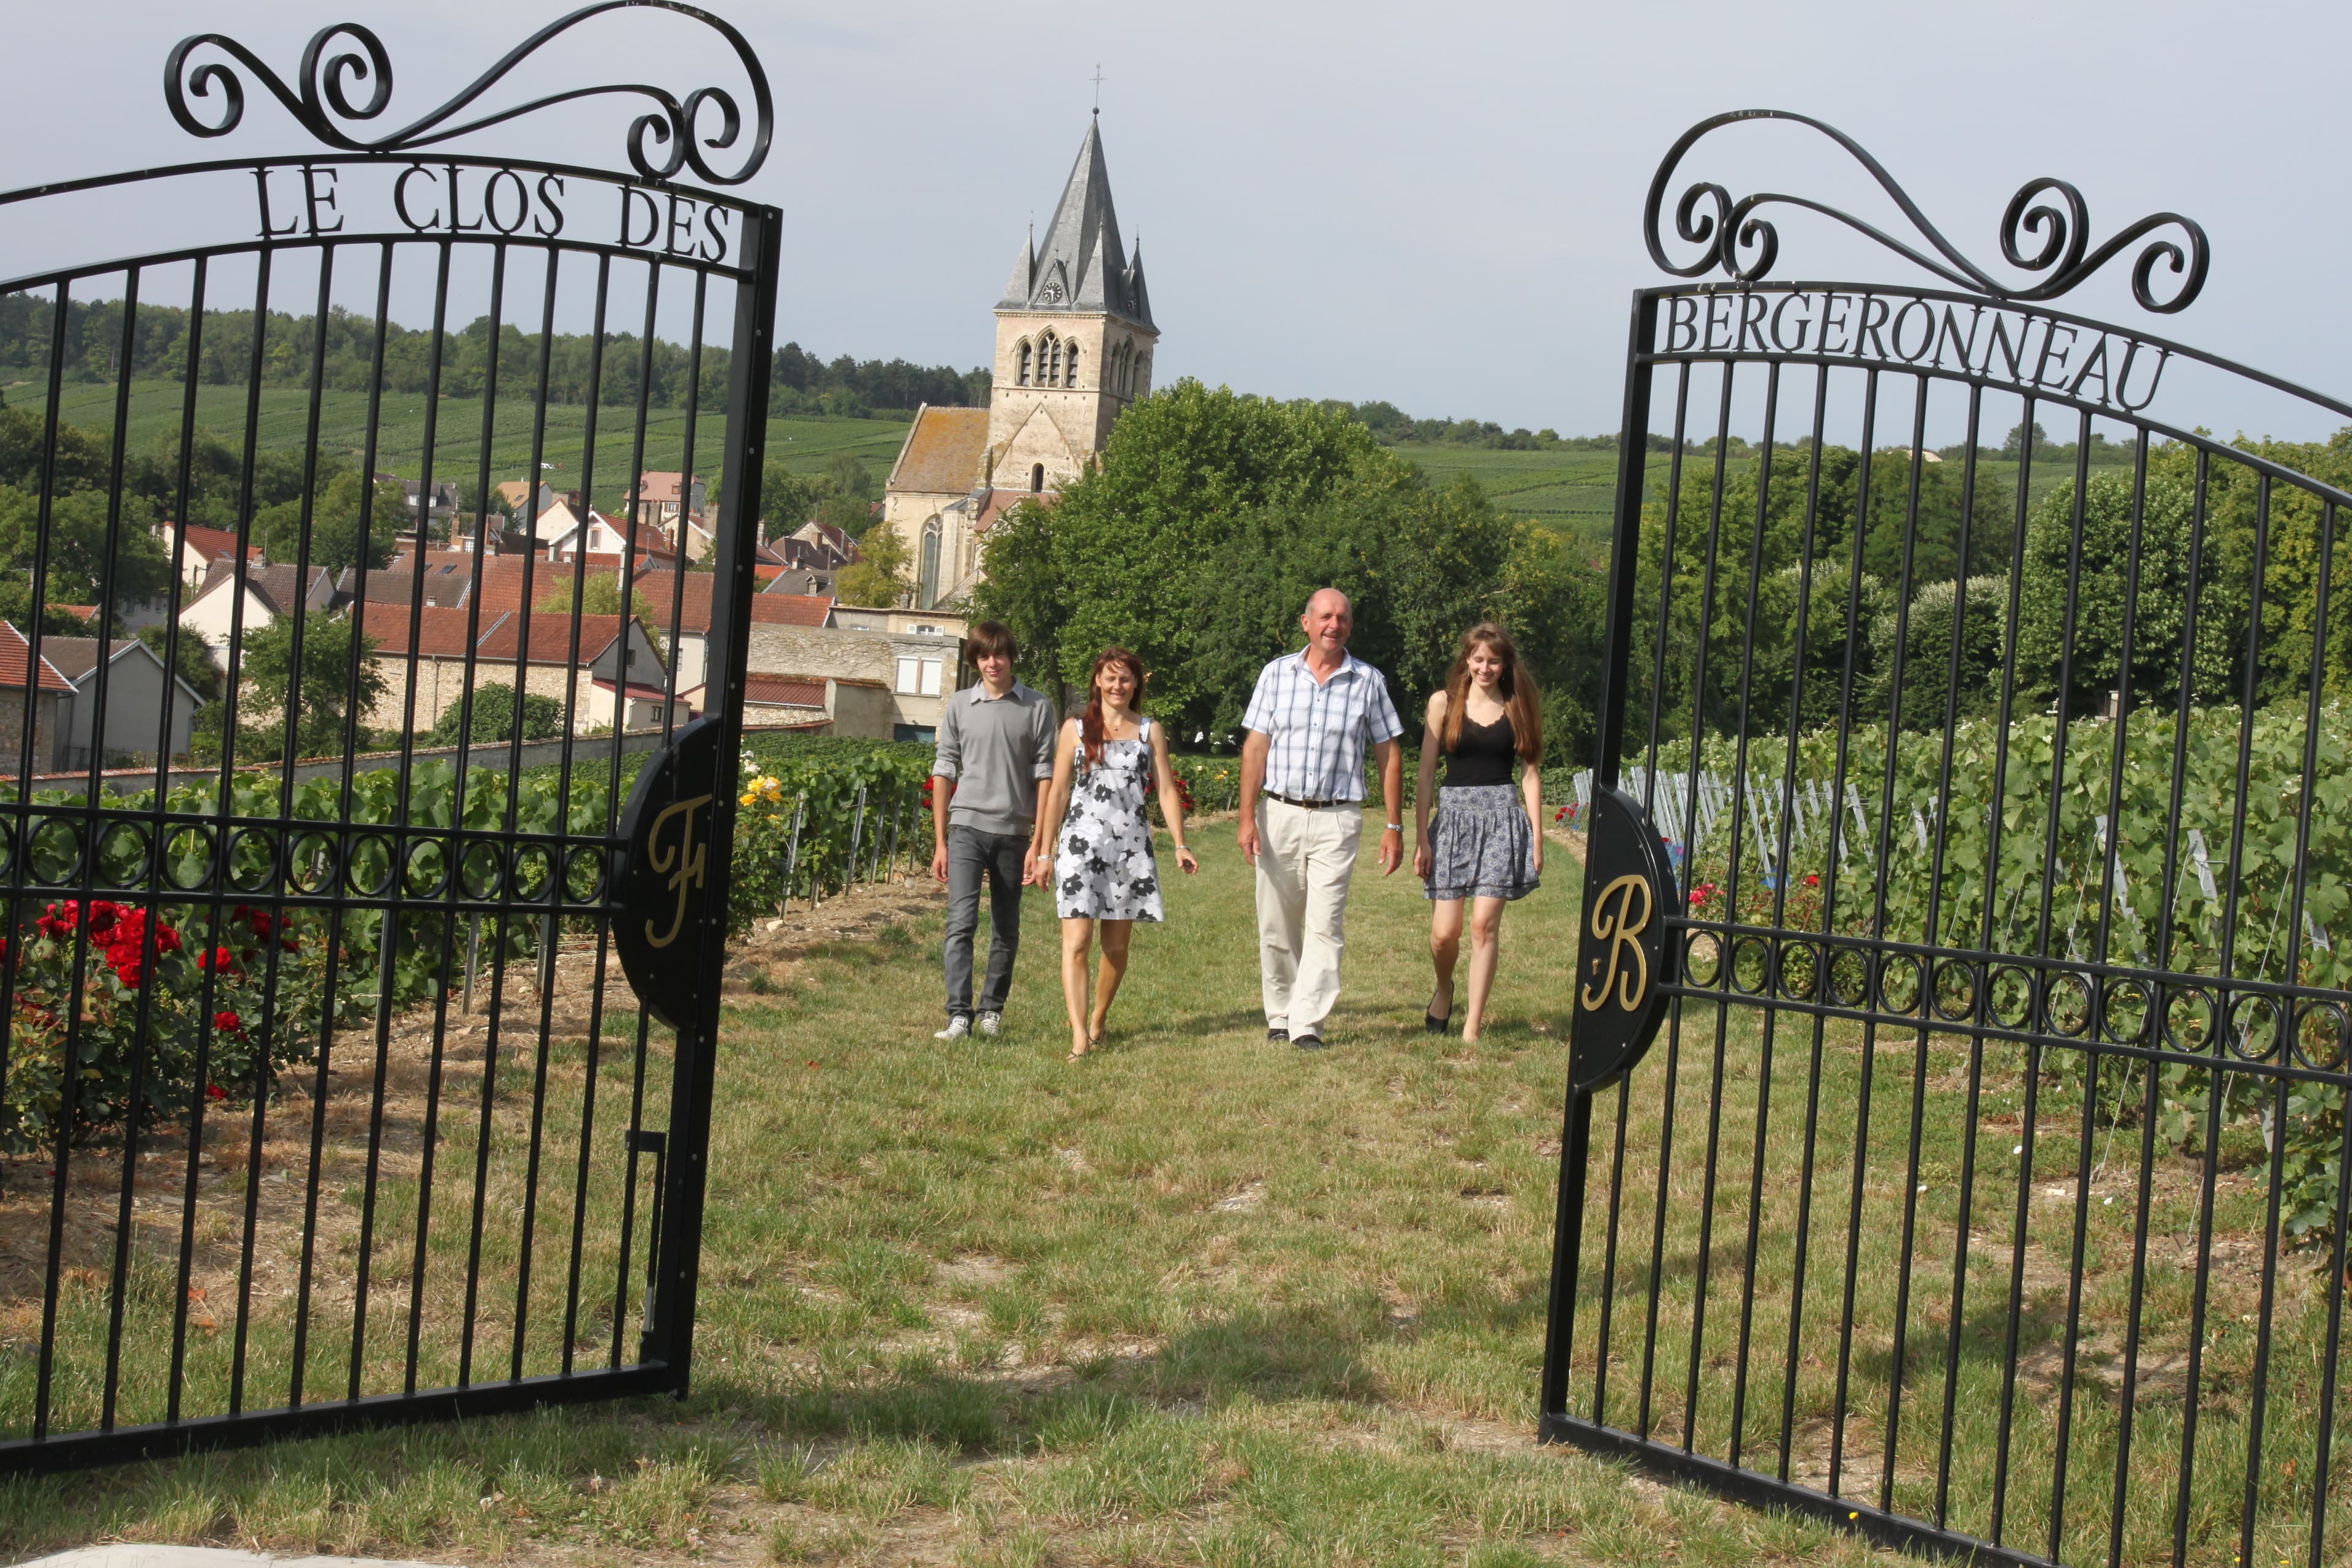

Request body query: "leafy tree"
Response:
[976, 381, 1593, 744]
[122, 426, 320, 532]
[1855, 451, 2011, 590]
[1183, 480, 1518, 737]
[998, 380, 1417, 728]
[1632, 442, 2010, 744]
[535, 568, 663, 649]
[1869, 573, 2011, 730]
[254, 471, 408, 576]
[0, 396, 110, 494]
[812, 491, 874, 540]
[968, 498, 1062, 698]
[426, 681, 565, 745]
[0, 484, 174, 615]
[2149, 428, 2352, 709]
[756, 459, 820, 539]
[1491, 524, 1610, 766]
[2013, 471, 2233, 717]
[836, 526, 911, 606]
[137, 622, 221, 704]
[197, 612, 386, 763]
[824, 450, 875, 502]
[0, 297, 988, 420]
[2000, 421, 2057, 459]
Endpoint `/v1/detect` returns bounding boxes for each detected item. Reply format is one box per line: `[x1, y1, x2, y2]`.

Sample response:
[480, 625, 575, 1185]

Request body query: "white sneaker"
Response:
[976, 1012, 1001, 1038]
[933, 1016, 971, 1041]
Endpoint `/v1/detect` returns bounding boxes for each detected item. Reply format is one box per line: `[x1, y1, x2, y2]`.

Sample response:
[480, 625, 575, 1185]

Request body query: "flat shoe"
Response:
[1423, 1011, 1450, 1034]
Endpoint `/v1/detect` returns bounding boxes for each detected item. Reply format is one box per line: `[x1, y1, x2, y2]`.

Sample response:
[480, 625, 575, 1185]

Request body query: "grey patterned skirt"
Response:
[1423, 783, 1540, 902]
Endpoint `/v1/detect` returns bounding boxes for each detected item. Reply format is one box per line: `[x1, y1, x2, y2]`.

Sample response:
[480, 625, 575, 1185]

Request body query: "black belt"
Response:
[1267, 793, 1349, 810]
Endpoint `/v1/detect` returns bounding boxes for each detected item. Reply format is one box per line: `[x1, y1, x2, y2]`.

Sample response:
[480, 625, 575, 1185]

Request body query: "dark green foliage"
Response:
[1635, 442, 2013, 743]
[769, 340, 990, 417]
[2013, 471, 2233, 718]
[1332, 398, 1619, 451]
[976, 382, 1601, 745]
[739, 449, 878, 538]
[137, 621, 221, 703]
[425, 681, 567, 747]
[194, 612, 387, 764]
[0, 482, 174, 619]
[0, 393, 112, 493]
[969, 496, 1065, 699]
[255, 470, 409, 577]
[0, 294, 987, 419]
[2147, 428, 2352, 710]
[1868, 573, 2008, 728]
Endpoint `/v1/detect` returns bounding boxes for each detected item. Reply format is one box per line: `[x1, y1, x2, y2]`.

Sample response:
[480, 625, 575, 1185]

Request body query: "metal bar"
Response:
[1541, 1415, 2057, 1568]
[645, 202, 780, 1394]
[505, 244, 567, 1384]
[92, 264, 151, 1433]
[0, 1363, 673, 1479]
[23, 275, 86, 1442]
[1773, 363, 1837, 1484]
[454, 241, 513, 1388]
[2095, 431, 2164, 1568]
[1675, 360, 1749, 1457]
[1928, 380, 1989, 1528]
[137, 260, 209, 1420]
[343, 239, 404, 1405]
[2040, 410, 2106, 1561]
[1988, 391, 2047, 1544]
[1632, 361, 1696, 1444]
[1707, 358, 1785, 1471]
[1863, 375, 1938, 1516]
[398, 240, 458, 1401]
[556, 252, 617, 1374]
[604, 256, 668, 1375]
[1826, 368, 1885, 1501]
[288, 239, 396, 1413]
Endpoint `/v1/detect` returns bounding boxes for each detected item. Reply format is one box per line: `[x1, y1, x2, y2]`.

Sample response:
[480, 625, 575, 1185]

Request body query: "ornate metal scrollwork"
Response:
[165, 0, 772, 186]
[1646, 109, 2209, 314]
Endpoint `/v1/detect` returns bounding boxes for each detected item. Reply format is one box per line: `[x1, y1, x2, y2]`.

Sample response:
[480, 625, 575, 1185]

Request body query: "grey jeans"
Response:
[943, 826, 1029, 1020]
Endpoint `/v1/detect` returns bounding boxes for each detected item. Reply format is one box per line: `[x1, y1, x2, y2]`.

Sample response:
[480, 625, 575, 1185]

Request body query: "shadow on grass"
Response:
[712, 1291, 1552, 1461]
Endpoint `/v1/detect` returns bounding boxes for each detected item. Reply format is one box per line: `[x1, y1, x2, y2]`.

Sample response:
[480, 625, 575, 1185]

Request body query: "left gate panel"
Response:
[0, 205, 742, 1460]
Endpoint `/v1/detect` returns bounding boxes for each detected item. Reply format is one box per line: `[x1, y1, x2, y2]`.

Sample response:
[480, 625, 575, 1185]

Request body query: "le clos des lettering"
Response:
[252, 162, 738, 264]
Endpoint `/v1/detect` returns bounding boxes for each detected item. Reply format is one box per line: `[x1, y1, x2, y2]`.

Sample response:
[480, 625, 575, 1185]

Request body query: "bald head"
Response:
[1303, 587, 1352, 619]
[1300, 587, 1354, 663]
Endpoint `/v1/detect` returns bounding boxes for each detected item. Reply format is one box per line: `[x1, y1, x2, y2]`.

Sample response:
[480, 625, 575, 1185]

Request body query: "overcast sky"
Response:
[5, 0, 2350, 441]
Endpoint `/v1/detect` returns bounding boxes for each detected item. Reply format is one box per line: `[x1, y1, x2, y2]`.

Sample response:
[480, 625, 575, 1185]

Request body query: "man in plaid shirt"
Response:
[1235, 588, 1406, 1049]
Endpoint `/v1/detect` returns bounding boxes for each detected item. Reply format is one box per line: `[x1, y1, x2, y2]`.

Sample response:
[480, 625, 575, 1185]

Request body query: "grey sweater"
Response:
[932, 681, 1058, 834]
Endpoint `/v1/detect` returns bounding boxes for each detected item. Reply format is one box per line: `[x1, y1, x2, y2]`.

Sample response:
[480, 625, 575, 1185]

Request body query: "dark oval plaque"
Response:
[613, 716, 725, 1029]
[1569, 782, 1678, 1094]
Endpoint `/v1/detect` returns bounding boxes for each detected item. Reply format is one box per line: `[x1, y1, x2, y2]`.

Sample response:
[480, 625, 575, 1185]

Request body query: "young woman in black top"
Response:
[1411, 622, 1544, 1043]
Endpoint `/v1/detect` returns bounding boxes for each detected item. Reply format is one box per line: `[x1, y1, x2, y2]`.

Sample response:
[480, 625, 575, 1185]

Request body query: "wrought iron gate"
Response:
[1546, 111, 2352, 1568]
[0, 4, 777, 1472]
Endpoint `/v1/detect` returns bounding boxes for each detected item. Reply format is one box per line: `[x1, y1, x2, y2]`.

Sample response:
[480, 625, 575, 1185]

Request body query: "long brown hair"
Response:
[1440, 622, 1542, 764]
[1080, 646, 1147, 767]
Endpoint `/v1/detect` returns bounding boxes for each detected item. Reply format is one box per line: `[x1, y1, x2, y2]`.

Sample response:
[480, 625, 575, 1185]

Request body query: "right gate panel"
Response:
[1549, 268, 2352, 1567]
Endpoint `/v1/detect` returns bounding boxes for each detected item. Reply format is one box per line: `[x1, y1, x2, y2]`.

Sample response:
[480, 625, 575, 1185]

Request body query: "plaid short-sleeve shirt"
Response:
[1241, 650, 1404, 802]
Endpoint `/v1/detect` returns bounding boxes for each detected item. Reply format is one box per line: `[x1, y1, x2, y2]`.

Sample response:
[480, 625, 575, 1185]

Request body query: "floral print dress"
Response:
[1054, 717, 1165, 922]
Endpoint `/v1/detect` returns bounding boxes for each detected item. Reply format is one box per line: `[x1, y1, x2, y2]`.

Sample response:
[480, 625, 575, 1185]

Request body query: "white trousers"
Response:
[1254, 799, 1363, 1036]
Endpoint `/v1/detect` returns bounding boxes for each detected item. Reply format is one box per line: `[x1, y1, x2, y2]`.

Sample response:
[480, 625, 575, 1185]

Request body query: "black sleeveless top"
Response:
[1444, 710, 1517, 788]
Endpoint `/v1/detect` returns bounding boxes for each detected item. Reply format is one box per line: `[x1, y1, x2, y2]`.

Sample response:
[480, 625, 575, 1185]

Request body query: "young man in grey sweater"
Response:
[929, 621, 1058, 1039]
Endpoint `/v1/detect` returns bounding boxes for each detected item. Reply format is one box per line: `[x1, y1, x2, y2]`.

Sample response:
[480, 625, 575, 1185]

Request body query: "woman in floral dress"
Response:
[1027, 647, 1199, 1060]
